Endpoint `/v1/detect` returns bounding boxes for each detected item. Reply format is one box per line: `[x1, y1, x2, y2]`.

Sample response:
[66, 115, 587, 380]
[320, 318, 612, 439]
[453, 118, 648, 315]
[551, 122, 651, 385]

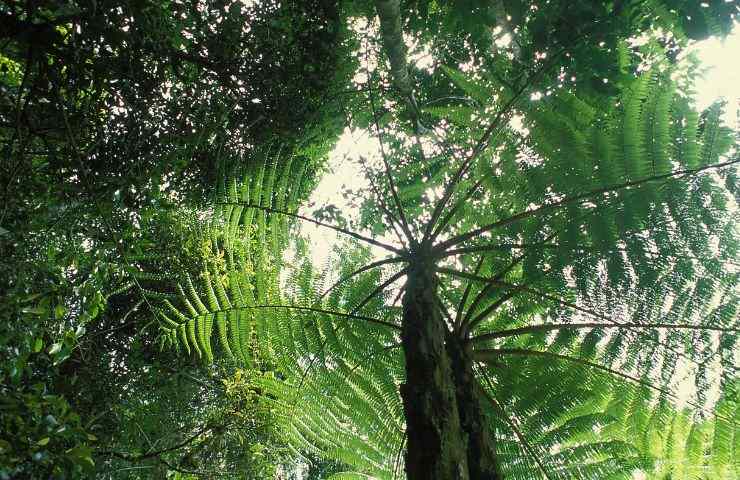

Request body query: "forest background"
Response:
[0, 0, 738, 479]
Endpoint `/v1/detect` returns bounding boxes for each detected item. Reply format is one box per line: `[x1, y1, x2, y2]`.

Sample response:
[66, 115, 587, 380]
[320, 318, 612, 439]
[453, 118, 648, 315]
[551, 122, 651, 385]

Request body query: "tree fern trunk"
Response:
[447, 334, 500, 479]
[401, 263, 500, 480]
[401, 264, 469, 479]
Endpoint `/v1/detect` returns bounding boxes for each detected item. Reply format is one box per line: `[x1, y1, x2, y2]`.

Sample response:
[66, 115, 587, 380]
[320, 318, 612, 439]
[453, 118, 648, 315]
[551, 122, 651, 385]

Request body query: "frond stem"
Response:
[453, 255, 486, 333]
[440, 266, 728, 374]
[435, 158, 740, 252]
[215, 201, 406, 256]
[358, 153, 409, 249]
[440, 242, 558, 259]
[429, 177, 485, 243]
[366, 48, 415, 245]
[465, 289, 521, 337]
[350, 268, 408, 315]
[475, 348, 726, 421]
[318, 257, 406, 301]
[471, 322, 739, 344]
[185, 304, 402, 331]
[423, 46, 571, 247]
[477, 373, 554, 480]
[459, 232, 558, 329]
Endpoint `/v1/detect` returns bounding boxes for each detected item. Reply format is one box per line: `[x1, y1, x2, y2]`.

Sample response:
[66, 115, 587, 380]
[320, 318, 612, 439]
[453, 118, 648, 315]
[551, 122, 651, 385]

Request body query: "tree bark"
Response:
[401, 265, 501, 480]
[400, 262, 501, 480]
[446, 335, 500, 479]
[373, 0, 424, 131]
[374, 0, 412, 98]
[401, 264, 469, 479]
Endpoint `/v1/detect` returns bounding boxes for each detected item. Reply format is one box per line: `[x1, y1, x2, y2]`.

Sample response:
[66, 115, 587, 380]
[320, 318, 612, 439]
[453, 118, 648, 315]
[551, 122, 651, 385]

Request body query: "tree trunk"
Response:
[374, 0, 423, 131]
[374, 0, 412, 98]
[401, 264, 469, 479]
[400, 263, 501, 480]
[446, 334, 500, 479]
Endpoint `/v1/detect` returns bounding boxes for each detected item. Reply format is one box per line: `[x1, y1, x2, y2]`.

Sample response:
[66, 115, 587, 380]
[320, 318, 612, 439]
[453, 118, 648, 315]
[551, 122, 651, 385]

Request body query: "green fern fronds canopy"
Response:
[154, 62, 738, 479]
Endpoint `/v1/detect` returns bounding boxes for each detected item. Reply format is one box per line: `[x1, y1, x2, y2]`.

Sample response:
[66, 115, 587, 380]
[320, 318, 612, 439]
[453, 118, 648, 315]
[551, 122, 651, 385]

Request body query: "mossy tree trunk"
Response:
[400, 260, 500, 480]
[446, 334, 500, 479]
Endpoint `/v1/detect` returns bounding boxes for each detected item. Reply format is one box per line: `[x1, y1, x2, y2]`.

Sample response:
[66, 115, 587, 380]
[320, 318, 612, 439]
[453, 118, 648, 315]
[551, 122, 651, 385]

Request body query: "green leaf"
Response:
[66, 444, 95, 470]
[48, 343, 62, 355]
[22, 306, 47, 316]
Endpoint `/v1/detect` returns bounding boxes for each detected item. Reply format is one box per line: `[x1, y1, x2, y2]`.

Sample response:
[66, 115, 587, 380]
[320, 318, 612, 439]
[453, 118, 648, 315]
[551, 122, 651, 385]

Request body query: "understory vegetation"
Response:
[1, 0, 738, 479]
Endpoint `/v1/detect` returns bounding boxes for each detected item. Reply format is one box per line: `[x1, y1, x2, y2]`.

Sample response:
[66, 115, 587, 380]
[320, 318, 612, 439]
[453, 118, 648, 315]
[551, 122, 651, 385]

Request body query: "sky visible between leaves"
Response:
[272, 26, 740, 480]
[301, 25, 740, 269]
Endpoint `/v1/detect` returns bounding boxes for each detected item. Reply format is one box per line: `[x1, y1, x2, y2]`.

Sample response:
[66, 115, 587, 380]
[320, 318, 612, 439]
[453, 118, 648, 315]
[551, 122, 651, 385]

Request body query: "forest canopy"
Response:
[1, 0, 738, 479]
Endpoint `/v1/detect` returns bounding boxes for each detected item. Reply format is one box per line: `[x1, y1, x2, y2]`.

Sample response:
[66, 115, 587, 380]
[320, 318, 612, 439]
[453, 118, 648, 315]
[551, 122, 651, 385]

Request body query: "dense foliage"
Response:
[1, 0, 354, 477]
[1, 0, 738, 479]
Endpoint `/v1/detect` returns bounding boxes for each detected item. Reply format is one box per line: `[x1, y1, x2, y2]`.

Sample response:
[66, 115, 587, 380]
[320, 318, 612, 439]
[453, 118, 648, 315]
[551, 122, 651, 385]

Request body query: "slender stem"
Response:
[318, 257, 406, 301]
[435, 158, 740, 252]
[457, 244, 545, 330]
[423, 45, 573, 248]
[440, 242, 558, 258]
[551, 242, 740, 269]
[392, 435, 407, 480]
[460, 228, 558, 327]
[440, 266, 727, 374]
[358, 152, 408, 248]
[457, 191, 641, 331]
[216, 201, 405, 256]
[366, 44, 415, 244]
[391, 285, 406, 307]
[475, 348, 724, 420]
[434, 133, 525, 244]
[471, 322, 739, 344]
[255, 304, 402, 331]
[465, 289, 520, 336]
[350, 268, 408, 315]
[429, 177, 485, 243]
[182, 303, 401, 331]
[454, 256, 486, 333]
[442, 268, 729, 337]
[99, 422, 214, 461]
[477, 373, 553, 480]
[422, 85, 525, 247]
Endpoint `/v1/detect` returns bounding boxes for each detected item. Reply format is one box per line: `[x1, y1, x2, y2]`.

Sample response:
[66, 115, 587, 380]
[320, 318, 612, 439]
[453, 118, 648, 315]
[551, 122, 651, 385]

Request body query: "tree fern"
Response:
[151, 41, 738, 480]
